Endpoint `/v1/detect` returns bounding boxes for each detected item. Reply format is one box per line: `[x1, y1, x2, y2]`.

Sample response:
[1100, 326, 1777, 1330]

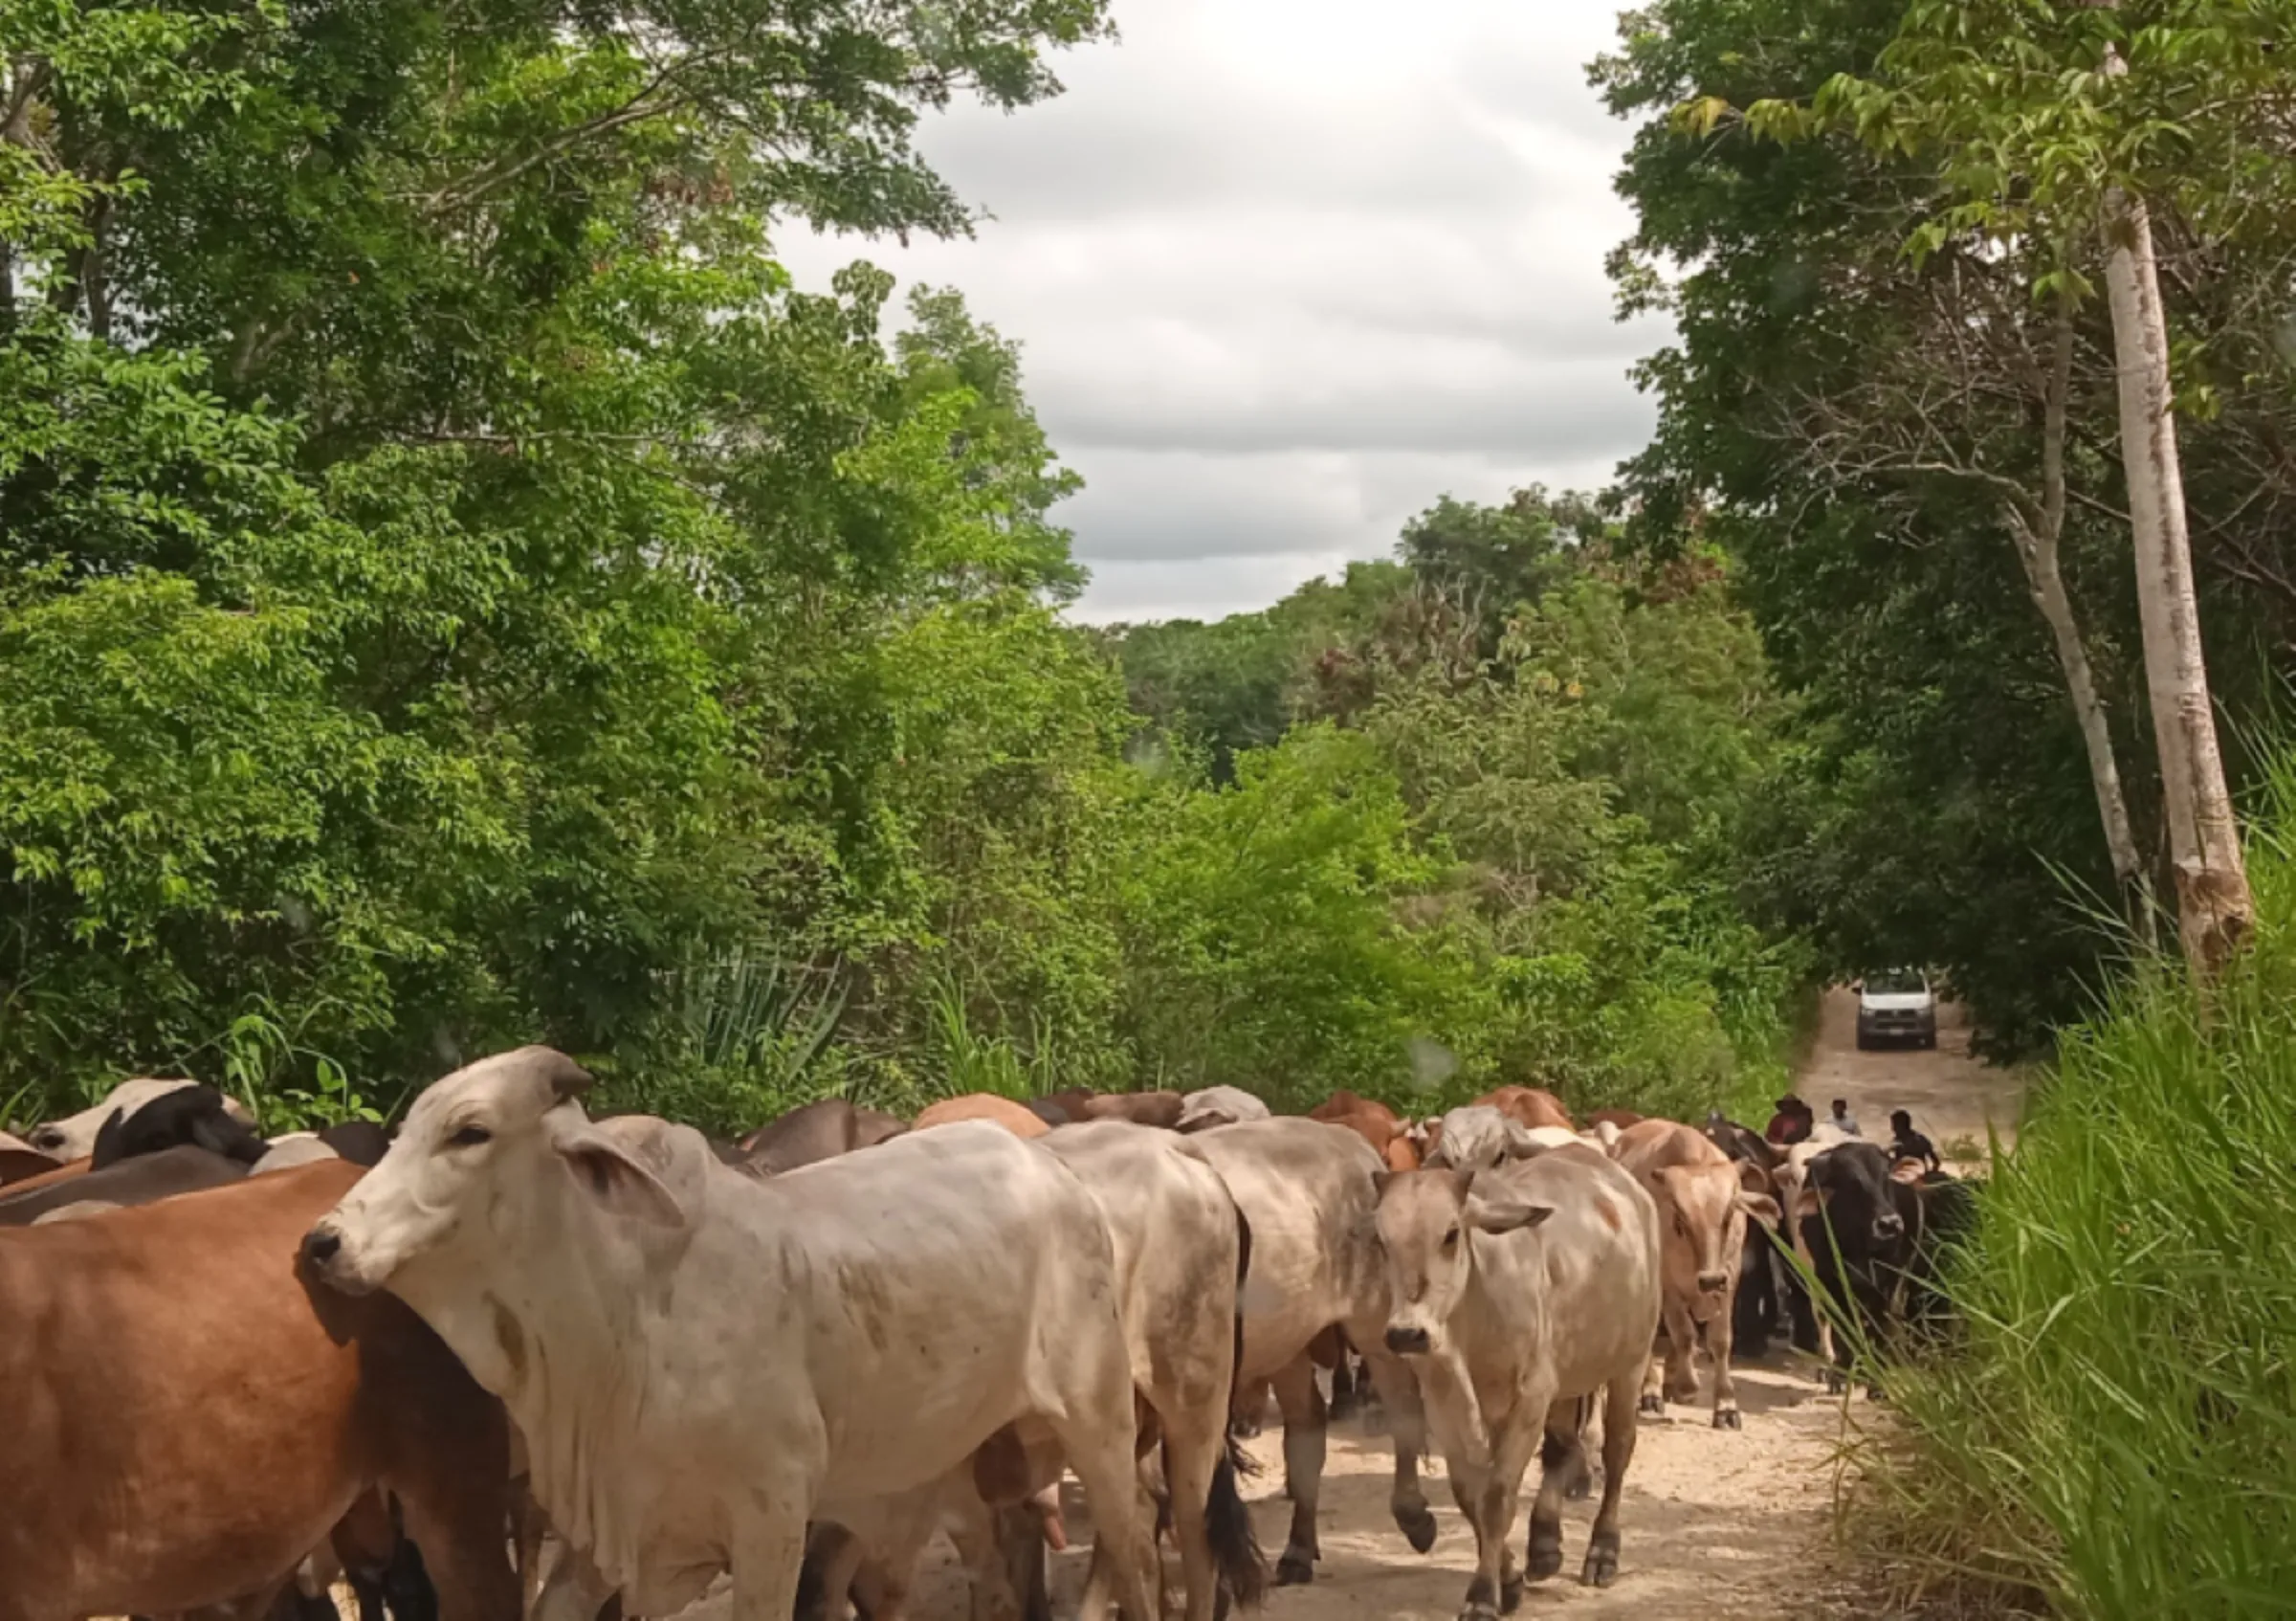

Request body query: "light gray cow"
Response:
[1185, 1117, 1438, 1587]
[303, 1048, 1162, 1621]
[1372, 1145, 1661, 1613]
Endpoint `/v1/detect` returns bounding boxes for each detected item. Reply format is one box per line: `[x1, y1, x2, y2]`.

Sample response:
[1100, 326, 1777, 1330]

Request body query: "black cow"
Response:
[1703, 1112, 1794, 1359]
[1797, 1141, 1929, 1391]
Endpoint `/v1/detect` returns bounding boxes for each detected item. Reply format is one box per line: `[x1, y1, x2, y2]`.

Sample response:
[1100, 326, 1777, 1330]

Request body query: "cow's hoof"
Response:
[1330, 1393, 1362, 1424]
[1713, 1406, 1742, 1431]
[1527, 1524, 1564, 1581]
[1275, 1550, 1315, 1587]
[1500, 1568, 1525, 1613]
[1637, 1393, 1665, 1416]
[1231, 1416, 1262, 1440]
[1665, 1379, 1701, 1405]
[1822, 1370, 1848, 1395]
[1866, 1383, 1887, 1403]
[1396, 1502, 1440, 1554]
[1457, 1606, 1501, 1621]
[1564, 1468, 1593, 1501]
[1581, 1535, 1620, 1588]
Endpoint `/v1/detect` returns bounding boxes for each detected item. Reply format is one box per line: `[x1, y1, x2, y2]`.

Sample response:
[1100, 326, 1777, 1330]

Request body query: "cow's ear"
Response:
[557, 1131, 685, 1228]
[1736, 1192, 1782, 1232]
[1370, 1167, 1393, 1200]
[1792, 1188, 1825, 1219]
[1468, 1199, 1552, 1236]
[1735, 1160, 1771, 1197]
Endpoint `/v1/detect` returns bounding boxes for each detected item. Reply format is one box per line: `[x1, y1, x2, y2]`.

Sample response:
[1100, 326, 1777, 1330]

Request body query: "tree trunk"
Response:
[2102, 184, 2252, 977]
[2010, 297, 2152, 939]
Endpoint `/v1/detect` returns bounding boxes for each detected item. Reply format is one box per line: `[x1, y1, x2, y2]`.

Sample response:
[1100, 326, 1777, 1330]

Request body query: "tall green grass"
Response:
[1863, 767, 2296, 1617]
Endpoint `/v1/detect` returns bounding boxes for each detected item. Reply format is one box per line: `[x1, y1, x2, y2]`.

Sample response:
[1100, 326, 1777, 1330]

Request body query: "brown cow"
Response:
[0, 1141, 59, 1187]
[1075, 1090, 1187, 1129]
[1586, 1108, 1645, 1132]
[1310, 1091, 1427, 1171]
[1474, 1085, 1575, 1133]
[0, 1163, 518, 1621]
[913, 1093, 1051, 1138]
[1609, 1120, 1782, 1429]
[734, 1097, 909, 1176]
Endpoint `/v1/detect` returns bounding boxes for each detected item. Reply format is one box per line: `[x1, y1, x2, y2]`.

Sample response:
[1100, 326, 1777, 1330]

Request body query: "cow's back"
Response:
[1187, 1119, 1386, 1379]
[718, 1122, 1120, 1499]
[0, 1162, 485, 1618]
[1470, 1147, 1662, 1395]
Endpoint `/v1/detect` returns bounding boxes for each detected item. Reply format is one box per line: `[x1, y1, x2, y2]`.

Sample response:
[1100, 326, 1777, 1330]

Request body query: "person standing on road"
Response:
[1829, 1098, 1862, 1136]
[1889, 1109, 1941, 1173]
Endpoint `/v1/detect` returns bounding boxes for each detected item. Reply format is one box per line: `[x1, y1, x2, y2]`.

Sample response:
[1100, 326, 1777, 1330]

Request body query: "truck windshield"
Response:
[1866, 970, 1926, 995]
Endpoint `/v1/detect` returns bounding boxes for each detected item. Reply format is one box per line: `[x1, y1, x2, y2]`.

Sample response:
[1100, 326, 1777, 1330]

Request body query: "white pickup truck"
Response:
[1854, 969, 1938, 1051]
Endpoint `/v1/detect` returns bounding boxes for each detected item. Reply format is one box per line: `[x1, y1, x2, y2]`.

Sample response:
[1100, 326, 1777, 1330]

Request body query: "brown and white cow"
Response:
[1309, 1090, 1424, 1172]
[1371, 1145, 1661, 1609]
[23, 1077, 260, 1162]
[1609, 1120, 1782, 1428]
[1185, 1117, 1438, 1586]
[0, 1163, 516, 1621]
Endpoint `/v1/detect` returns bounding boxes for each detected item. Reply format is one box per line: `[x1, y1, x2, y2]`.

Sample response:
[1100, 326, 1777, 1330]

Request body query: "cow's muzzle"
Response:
[1696, 1270, 1731, 1294]
[1384, 1324, 1431, 1355]
[1871, 1214, 1905, 1243]
[300, 1222, 376, 1295]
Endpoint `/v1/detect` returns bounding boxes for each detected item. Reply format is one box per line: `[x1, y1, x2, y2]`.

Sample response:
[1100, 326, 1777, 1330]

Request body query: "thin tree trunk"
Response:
[2008, 298, 2152, 941]
[2102, 183, 2252, 976]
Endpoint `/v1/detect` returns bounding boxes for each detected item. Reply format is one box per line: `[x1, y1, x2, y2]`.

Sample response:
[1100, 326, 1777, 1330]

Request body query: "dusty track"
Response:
[672, 990, 2025, 1620]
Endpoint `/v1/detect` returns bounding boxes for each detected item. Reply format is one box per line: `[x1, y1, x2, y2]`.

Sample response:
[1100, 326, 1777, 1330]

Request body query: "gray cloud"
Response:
[777, 0, 1665, 620]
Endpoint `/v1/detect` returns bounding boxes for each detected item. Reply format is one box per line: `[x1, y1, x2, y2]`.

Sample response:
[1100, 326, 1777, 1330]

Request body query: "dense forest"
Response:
[0, 0, 1806, 1130]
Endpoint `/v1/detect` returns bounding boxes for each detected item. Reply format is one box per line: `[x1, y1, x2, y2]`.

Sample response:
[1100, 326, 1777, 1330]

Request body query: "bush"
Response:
[1862, 763, 2296, 1617]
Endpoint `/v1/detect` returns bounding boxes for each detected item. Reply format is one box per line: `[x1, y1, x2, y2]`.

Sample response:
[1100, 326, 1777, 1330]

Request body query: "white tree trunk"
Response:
[2102, 185, 2252, 975]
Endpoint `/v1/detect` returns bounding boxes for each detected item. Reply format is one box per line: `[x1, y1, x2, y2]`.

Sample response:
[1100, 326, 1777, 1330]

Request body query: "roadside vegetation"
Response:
[1853, 765, 2296, 1617]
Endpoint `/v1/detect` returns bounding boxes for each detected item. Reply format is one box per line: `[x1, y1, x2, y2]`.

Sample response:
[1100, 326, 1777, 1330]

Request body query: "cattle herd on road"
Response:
[0, 1061, 1980, 1621]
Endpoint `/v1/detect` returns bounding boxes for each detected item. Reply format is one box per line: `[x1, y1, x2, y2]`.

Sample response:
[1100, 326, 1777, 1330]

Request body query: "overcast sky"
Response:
[778, 0, 1665, 625]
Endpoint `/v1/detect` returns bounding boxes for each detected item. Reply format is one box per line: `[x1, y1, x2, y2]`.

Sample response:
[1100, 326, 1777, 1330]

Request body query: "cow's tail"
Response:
[1206, 1198, 1269, 1610]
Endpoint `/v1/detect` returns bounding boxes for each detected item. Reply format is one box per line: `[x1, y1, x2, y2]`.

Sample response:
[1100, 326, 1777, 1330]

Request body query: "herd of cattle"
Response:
[0, 1059, 1979, 1621]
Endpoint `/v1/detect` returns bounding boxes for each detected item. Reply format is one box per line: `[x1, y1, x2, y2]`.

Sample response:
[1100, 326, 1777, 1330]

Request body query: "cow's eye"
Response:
[448, 1123, 492, 1148]
[1442, 1227, 1461, 1251]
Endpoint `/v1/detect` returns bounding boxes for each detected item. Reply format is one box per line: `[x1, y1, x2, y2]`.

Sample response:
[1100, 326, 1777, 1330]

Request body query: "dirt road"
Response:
[689, 988, 2021, 1619]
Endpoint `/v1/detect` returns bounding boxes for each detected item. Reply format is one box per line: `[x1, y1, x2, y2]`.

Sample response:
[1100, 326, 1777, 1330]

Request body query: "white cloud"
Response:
[778, 0, 1664, 620]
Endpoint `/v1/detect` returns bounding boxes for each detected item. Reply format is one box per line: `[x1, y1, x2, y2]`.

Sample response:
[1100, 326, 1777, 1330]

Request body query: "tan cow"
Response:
[1370, 1148, 1661, 1609]
[0, 1164, 516, 1621]
[914, 1092, 1051, 1139]
[1609, 1119, 1782, 1428]
[1185, 1118, 1438, 1587]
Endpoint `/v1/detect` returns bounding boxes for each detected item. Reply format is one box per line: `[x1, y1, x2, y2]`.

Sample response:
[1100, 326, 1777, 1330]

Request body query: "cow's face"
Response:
[1649, 1162, 1780, 1324]
[1804, 1144, 1906, 1249]
[1371, 1167, 1551, 1357]
[304, 1046, 682, 1299]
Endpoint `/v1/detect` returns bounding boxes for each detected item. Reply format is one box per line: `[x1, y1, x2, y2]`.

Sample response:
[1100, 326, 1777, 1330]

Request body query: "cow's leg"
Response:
[510, 1481, 551, 1619]
[1526, 1397, 1586, 1585]
[1581, 1371, 1642, 1588]
[1462, 1405, 1544, 1621]
[1269, 1354, 1327, 1584]
[391, 1460, 520, 1621]
[1638, 1329, 1667, 1415]
[1359, 1348, 1436, 1554]
[1328, 1345, 1361, 1422]
[1052, 1422, 1160, 1621]
[1709, 1281, 1744, 1430]
[1156, 1416, 1225, 1621]
[729, 1497, 811, 1621]
[1659, 1296, 1702, 1406]
[993, 1502, 1056, 1621]
[529, 1547, 614, 1621]
[939, 1488, 1026, 1621]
